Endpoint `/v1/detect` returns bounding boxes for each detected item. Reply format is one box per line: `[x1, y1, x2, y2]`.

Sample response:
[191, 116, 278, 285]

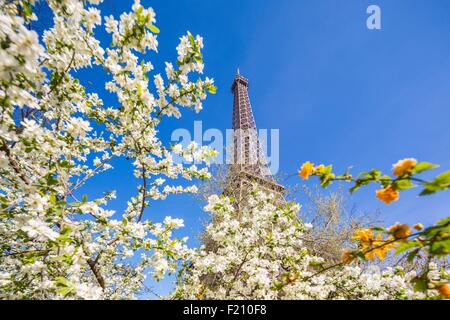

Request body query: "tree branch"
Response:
[87, 258, 106, 290]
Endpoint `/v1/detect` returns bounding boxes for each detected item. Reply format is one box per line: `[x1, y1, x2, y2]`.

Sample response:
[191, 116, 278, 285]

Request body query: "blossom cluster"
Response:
[172, 187, 447, 300]
[0, 0, 215, 299]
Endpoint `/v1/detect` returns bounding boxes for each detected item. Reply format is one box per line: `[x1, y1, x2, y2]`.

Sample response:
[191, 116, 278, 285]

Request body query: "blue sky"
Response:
[45, 0, 450, 296]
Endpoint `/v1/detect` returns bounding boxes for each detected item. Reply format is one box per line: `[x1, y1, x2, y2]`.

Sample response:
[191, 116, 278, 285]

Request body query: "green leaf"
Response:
[368, 169, 381, 179]
[273, 280, 284, 291]
[349, 183, 361, 193]
[371, 226, 387, 233]
[55, 276, 69, 284]
[437, 216, 450, 226]
[49, 194, 57, 204]
[136, 82, 142, 96]
[320, 173, 335, 188]
[46, 174, 58, 186]
[207, 85, 217, 94]
[349, 171, 378, 193]
[59, 159, 73, 169]
[419, 184, 438, 196]
[393, 179, 416, 190]
[22, 254, 37, 265]
[55, 276, 74, 296]
[407, 248, 420, 263]
[429, 238, 450, 256]
[380, 175, 392, 188]
[57, 286, 74, 296]
[323, 165, 333, 175]
[412, 277, 428, 292]
[433, 170, 450, 187]
[395, 241, 419, 254]
[60, 226, 72, 237]
[22, 2, 33, 18]
[194, 55, 202, 63]
[355, 251, 367, 261]
[135, 6, 143, 15]
[187, 31, 195, 47]
[420, 171, 450, 195]
[412, 162, 439, 174]
[309, 260, 324, 268]
[149, 24, 160, 33]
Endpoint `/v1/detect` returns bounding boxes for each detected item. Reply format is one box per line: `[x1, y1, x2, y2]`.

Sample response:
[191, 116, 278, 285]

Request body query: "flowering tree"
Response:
[172, 187, 446, 300]
[0, 0, 216, 299]
[298, 158, 450, 297]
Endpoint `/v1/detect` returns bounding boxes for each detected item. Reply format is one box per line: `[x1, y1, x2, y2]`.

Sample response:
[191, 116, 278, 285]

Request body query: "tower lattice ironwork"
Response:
[226, 71, 285, 201]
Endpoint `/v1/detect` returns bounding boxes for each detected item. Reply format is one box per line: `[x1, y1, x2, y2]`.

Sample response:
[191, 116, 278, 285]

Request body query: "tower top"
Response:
[231, 72, 254, 130]
[231, 71, 249, 92]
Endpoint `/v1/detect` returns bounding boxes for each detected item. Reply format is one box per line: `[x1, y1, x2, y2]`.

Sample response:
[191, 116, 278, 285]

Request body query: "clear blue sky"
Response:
[44, 0, 450, 296]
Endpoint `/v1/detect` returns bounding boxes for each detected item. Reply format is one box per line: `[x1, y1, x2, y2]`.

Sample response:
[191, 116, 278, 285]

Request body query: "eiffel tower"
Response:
[225, 71, 285, 205]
